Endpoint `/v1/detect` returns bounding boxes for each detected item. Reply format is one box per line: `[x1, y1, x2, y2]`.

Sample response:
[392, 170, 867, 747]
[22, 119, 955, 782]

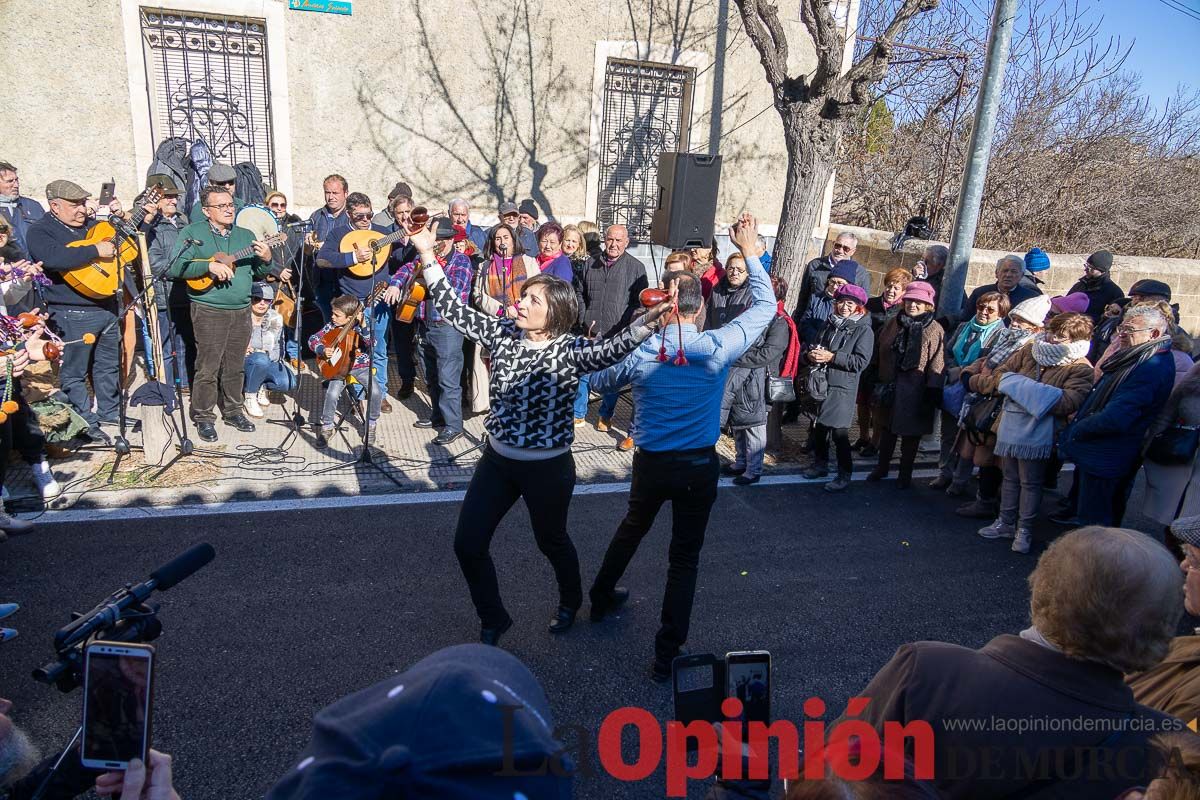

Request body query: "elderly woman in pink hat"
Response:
[868, 281, 945, 487]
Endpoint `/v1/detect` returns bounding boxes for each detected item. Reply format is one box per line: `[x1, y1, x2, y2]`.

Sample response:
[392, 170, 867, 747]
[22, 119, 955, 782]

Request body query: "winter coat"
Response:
[875, 315, 945, 437]
[1128, 635, 1200, 725]
[861, 296, 902, 396]
[721, 315, 790, 430]
[0, 195, 45, 259]
[810, 314, 873, 429]
[579, 251, 648, 339]
[1142, 361, 1200, 525]
[849, 635, 1172, 800]
[147, 212, 191, 310]
[706, 278, 754, 331]
[1060, 349, 1175, 478]
[968, 342, 1095, 428]
[797, 292, 833, 344]
[1068, 275, 1125, 324]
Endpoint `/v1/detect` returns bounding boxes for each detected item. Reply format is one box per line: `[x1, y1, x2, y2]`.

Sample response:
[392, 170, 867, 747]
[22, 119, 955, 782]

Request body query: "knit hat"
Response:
[1129, 279, 1171, 301]
[207, 162, 237, 184]
[1050, 292, 1090, 315]
[1170, 515, 1200, 547]
[266, 644, 571, 800]
[834, 283, 868, 306]
[387, 182, 413, 201]
[829, 260, 860, 284]
[1087, 250, 1114, 273]
[901, 280, 936, 306]
[1024, 247, 1051, 273]
[518, 199, 539, 220]
[1009, 295, 1052, 327]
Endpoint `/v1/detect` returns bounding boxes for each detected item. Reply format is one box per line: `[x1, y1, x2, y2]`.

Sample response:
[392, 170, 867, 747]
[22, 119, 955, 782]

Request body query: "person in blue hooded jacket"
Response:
[1060, 304, 1177, 526]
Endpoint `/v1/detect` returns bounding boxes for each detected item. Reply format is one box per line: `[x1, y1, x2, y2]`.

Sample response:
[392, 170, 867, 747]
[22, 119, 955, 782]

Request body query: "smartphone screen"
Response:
[726, 651, 771, 724]
[82, 643, 154, 769]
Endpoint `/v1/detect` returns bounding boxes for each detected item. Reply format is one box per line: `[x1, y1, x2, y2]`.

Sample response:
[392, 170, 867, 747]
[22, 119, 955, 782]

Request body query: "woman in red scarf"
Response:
[535, 222, 575, 283]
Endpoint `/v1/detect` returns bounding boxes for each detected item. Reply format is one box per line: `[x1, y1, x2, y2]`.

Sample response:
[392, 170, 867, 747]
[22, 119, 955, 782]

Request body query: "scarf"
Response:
[985, 326, 1036, 368]
[0, 194, 17, 206]
[485, 255, 529, 309]
[1031, 335, 1091, 367]
[994, 372, 1064, 459]
[777, 301, 801, 379]
[893, 311, 935, 372]
[952, 316, 1005, 367]
[1086, 335, 1172, 416]
[1019, 626, 1062, 653]
[535, 250, 561, 267]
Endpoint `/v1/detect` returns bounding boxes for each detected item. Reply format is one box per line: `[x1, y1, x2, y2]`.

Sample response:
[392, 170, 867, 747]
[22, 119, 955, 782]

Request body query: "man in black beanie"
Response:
[1066, 249, 1124, 325]
[516, 198, 539, 254]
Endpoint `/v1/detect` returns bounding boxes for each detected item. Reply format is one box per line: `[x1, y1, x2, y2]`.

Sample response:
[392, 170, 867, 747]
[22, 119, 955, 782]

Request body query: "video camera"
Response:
[33, 543, 215, 693]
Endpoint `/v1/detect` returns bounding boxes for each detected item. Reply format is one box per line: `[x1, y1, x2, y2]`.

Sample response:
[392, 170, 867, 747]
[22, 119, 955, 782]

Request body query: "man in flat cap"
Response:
[25, 180, 122, 443]
[188, 162, 243, 222]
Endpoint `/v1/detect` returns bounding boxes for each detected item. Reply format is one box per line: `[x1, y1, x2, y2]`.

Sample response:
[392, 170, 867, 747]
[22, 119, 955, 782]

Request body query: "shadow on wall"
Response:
[355, 0, 590, 215]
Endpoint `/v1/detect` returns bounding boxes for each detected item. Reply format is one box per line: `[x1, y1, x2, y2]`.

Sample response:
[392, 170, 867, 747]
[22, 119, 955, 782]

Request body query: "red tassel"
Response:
[672, 316, 688, 366]
[657, 333, 669, 362]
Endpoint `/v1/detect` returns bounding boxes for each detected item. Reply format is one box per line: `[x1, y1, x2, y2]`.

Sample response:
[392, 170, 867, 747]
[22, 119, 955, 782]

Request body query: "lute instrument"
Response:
[315, 281, 388, 381]
[185, 232, 287, 292]
[63, 186, 163, 300]
[337, 206, 428, 278]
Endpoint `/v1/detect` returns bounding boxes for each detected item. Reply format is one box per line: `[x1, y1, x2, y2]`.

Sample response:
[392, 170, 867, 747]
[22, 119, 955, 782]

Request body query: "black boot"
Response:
[897, 436, 919, 489]
[868, 432, 897, 481]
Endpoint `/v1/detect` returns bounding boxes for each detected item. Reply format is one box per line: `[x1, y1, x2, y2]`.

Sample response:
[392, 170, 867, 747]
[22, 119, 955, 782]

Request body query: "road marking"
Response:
[33, 469, 951, 523]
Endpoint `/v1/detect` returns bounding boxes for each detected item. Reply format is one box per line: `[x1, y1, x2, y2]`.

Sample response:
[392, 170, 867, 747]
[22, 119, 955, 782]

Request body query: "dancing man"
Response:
[408, 223, 671, 646]
[587, 214, 775, 682]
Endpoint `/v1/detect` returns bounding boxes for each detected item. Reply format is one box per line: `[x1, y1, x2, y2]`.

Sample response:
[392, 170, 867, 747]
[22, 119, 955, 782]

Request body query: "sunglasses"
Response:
[351, 212, 373, 221]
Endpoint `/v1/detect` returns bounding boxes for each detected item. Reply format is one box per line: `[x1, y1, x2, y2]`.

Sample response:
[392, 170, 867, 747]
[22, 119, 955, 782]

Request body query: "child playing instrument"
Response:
[307, 294, 380, 445]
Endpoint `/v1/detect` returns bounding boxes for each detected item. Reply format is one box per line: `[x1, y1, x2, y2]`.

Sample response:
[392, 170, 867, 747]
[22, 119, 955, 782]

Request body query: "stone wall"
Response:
[825, 224, 1200, 333]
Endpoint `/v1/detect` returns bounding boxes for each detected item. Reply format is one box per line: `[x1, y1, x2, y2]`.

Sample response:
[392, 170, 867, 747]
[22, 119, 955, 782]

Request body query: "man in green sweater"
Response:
[170, 186, 274, 442]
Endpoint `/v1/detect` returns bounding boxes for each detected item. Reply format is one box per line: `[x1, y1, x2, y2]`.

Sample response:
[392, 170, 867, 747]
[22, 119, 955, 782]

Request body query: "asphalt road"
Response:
[0, 478, 1155, 799]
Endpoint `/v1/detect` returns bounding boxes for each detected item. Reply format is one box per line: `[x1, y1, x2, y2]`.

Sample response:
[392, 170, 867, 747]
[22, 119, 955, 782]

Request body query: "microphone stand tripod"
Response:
[266, 219, 311, 448]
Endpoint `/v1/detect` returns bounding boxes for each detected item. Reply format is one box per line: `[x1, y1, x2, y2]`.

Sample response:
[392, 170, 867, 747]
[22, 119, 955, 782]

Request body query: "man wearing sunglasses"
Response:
[316, 193, 400, 411]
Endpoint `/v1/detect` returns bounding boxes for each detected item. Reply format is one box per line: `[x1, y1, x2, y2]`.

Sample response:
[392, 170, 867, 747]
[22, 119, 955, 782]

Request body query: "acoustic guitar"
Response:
[315, 281, 388, 381]
[185, 232, 287, 292]
[64, 186, 163, 300]
[337, 205, 429, 278]
[394, 270, 427, 324]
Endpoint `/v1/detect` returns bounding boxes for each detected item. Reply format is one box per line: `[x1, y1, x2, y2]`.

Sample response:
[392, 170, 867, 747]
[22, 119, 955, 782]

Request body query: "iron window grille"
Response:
[596, 58, 694, 244]
[140, 8, 277, 187]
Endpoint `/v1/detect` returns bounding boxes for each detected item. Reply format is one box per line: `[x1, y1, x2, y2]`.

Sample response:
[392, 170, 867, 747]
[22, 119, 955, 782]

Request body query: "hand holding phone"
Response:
[98, 179, 116, 207]
[81, 642, 155, 770]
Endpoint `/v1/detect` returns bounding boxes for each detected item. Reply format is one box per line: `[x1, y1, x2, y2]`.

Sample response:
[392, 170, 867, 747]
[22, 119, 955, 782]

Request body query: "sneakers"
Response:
[0, 502, 33, 536]
[596, 417, 611, 433]
[31, 461, 60, 500]
[977, 519, 1016, 540]
[574, 417, 586, 428]
[257, 386, 271, 408]
[956, 498, 999, 519]
[1012, 530, 1033, 554]
[824, 473, 852, 492]
[243, 393, 265, 419]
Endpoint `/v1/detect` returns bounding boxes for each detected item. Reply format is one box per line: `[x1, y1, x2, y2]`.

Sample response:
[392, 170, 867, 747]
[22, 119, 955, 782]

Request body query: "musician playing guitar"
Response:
[307, 293, 380, 448]
[169, 186, 277, 443]
[26, 179, 151, 444]
[316, 191, 400, 413]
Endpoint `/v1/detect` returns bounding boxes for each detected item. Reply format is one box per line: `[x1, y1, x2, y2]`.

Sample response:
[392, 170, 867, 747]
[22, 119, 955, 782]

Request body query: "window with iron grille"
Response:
[596, 58, 694, 244]
[140, 8, 276, 187]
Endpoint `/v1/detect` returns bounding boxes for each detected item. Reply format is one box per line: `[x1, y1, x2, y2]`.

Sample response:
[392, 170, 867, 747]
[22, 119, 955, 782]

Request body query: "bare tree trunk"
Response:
[773, 113, 837, 308]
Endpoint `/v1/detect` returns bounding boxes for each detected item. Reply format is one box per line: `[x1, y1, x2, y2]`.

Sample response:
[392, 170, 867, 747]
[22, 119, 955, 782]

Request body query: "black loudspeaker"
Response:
[651, 152, 722, 249]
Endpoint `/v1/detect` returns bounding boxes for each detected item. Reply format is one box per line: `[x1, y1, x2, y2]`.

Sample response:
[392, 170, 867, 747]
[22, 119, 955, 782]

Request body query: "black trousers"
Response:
[454, 445, 581, 629]
[0, 381, 44, 491]
[591, 446, 720, 663]
[813, 423, 852, 475]
[390, 320, 417, 386]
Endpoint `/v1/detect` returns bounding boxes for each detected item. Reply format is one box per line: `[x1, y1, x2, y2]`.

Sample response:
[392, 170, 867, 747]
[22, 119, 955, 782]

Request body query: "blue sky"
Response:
[1089, 0, 1199, 108]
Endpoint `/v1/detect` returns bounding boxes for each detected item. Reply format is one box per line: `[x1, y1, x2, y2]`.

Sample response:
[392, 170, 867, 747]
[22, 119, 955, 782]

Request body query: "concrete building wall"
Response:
[826, 224, 1200, 334]
[0, 0, 814, 227]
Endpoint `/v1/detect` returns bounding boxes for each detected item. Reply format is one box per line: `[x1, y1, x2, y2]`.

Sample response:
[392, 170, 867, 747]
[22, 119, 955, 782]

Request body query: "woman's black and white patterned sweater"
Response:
[423, 259, 654, 457]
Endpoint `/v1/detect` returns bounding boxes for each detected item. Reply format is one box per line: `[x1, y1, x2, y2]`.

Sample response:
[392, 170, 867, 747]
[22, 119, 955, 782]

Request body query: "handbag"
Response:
[767, 374, 795, 403]
[961, 392, 1003, 447]
[796, 364, 829, 413]
[942, 380, 968, 417]
[1146, 424, 1200, 466]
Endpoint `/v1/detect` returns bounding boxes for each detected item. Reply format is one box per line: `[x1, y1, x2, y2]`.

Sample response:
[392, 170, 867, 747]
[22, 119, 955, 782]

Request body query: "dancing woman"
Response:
[409, 224, 671, 645]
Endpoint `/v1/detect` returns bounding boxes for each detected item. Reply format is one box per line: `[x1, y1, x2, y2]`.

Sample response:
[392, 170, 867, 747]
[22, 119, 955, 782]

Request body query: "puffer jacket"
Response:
[580, 251, 648, 338]
[968, 340, 1095, 429]
[721, 315, 790, 430]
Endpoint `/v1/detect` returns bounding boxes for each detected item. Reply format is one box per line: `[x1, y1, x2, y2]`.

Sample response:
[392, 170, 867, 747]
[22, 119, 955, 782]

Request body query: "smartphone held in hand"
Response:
[81, 641, 155, 770]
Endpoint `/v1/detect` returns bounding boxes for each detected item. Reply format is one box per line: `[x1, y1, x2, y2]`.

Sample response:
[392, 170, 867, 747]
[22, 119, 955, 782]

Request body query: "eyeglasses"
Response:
[351, 212, 373, 221]
[205, 203, 235, 211]
[1117, 325, 1152, 335]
